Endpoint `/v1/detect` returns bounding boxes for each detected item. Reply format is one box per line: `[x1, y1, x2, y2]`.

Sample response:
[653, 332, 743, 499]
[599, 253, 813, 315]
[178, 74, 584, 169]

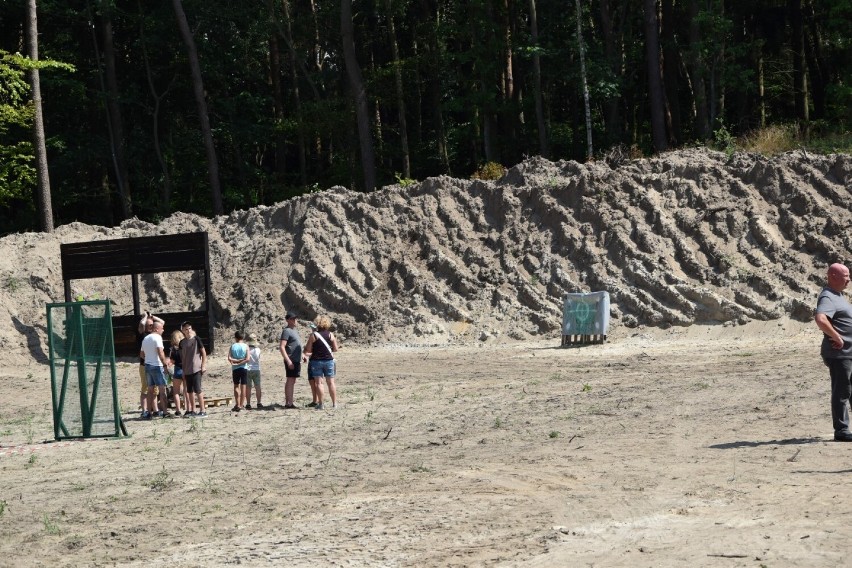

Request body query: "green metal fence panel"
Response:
[47, 300, 125, 440]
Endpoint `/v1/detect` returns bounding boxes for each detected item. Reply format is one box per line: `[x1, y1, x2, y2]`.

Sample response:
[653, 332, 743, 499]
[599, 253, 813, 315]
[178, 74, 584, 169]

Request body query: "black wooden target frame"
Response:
[60, 232, 214, 356]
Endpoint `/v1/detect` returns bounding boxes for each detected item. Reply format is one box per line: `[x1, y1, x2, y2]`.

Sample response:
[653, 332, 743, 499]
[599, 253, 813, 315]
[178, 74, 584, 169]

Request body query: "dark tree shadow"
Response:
[12, 316, 49, 364]
[709, 437, 824, 449]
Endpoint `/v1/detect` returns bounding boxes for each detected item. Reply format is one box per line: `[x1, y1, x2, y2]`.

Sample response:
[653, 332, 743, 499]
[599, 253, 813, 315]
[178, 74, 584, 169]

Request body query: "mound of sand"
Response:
[1, 148, 850, 359]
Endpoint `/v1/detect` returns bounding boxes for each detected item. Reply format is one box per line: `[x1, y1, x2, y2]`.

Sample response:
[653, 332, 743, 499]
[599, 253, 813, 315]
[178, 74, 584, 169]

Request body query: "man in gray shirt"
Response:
[815, 263, 852, 441]
[279, 311, 307, 409]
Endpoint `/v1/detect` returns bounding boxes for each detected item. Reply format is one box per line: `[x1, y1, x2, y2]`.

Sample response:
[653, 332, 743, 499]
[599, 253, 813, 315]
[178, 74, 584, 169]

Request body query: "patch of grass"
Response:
[43, 514, 60, 535]
[410, 464, 433, 473]
[549, 431, 560, 439]
[164, 430, 175, 446]
[581, 384, 592, 392]
[695, 382, 710, 390]
[366, 386, 376, 402]
[3, 275, 21, 293]
[147, 467, 171, 492]
[0, 500, 6, 517]
[187, 417, 199, 433]
[202, 477, 221, 495]
[732, 352, 755, 357]
[25, 454, 37, 468]
[804, 130, 852, 154]
[740, 124, 798, 155]
[493, 417, 504, 429]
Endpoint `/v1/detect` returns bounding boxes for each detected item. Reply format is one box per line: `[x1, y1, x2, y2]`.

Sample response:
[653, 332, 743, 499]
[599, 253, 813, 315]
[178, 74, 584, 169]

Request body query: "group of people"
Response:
[138, 314, 208, 419]
[137, 309, 339, 419]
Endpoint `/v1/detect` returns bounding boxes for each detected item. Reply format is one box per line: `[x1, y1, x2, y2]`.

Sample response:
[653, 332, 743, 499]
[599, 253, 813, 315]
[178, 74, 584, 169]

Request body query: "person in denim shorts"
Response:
[140, 321, 171, 418]
[303, 315, 339, 410]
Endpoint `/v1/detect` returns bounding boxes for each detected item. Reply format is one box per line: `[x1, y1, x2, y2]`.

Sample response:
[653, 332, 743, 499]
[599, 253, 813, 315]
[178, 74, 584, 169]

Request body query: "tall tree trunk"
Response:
[25, 0, 53, 232]
[479, 0, 500, 163]
[529, 0, 548, 158]
[281, 0, 307, 187]
[576, 0, 593, 159]
[687, 0, 709, 140]
[138, 3, 173, 215]
[266, 0, 287, 178]
[385, 0, 410, 179]
[661, 0, 680, 145]
[708, 0, 725, 132]
[341, 0, 377, 191]
[419, 0, 450, 174]
[803, 0, 826, 120]
[643, 0, 667, 152]
[100, 7, 133, 219]
[758, 43, 766, 128]
[787, 0, 809, 131]
[599, 0, 624, 144]
[172, 0, 223, 214]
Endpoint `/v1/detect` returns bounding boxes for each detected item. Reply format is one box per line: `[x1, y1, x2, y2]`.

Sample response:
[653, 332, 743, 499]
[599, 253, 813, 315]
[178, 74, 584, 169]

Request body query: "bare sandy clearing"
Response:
[0, 320, 848, 567]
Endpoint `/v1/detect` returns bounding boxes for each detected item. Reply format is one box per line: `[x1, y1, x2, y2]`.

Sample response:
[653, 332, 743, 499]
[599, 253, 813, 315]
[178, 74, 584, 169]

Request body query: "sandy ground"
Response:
[0, 320, 849, 567]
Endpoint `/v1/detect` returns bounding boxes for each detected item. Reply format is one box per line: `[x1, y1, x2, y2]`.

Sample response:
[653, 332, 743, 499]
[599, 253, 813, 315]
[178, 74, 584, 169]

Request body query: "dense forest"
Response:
[0, 0, 850, 233]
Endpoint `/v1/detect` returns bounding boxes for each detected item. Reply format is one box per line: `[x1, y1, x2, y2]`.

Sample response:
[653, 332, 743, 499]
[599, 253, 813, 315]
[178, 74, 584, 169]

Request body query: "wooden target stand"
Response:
[60, 232, 215, 357]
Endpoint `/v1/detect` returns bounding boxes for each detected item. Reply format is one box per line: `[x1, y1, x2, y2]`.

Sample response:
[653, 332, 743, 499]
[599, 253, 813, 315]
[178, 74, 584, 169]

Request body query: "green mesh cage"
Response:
[46, 301, 126, 440]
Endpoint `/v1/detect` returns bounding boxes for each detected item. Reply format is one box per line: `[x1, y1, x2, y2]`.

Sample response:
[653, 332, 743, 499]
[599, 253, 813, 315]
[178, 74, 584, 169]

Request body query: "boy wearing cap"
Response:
[279, 311, 307, 409]
[246, 333, 263, 409]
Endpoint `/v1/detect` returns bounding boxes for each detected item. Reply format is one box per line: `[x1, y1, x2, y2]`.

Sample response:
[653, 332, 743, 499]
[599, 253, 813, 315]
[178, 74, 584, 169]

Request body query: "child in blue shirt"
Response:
[227, 331, 250, 411]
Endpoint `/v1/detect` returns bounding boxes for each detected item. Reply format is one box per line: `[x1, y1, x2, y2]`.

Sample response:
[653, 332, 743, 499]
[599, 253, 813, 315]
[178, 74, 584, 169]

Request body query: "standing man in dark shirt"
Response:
[279, 312, 307, 409]
[815, 263, 852, 441]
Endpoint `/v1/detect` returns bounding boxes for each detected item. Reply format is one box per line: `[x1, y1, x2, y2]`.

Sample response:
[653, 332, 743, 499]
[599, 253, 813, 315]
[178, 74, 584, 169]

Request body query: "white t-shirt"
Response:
[141, 333, 165, 367]
[247, 346, 261, 371]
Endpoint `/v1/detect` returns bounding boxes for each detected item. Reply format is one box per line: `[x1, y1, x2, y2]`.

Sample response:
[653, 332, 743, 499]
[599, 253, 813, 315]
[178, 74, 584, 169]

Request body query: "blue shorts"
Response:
[308, 359, 335, 379]
[145, 365, 168, 388]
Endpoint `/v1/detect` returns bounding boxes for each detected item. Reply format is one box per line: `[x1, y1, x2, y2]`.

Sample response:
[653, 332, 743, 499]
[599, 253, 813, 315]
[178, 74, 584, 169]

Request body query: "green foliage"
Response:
[471, 162, 506, 181]
[43, 513, 60, 535]
[0, 52, 35, 206]
[0, 2, 850, 231]
[394, 173, 417, 188]
[713, 123, 737, 158]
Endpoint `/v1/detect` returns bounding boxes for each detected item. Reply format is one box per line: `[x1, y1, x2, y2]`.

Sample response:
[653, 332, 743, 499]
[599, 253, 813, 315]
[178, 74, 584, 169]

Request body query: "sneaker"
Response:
[196, 411, 208, 418]
[140, 411, 147, 419]
[155, 411, 165, 418]
[315, 403, 324, 410]
[283, 404, 297, 409]
[142, 412, 152, 420]
[306, 402, 317, 408]
[256, 402, 264, 409]
[245, 404, 252, 410]
[232, 405, 241, 412]
[164, 411, 174, 418]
